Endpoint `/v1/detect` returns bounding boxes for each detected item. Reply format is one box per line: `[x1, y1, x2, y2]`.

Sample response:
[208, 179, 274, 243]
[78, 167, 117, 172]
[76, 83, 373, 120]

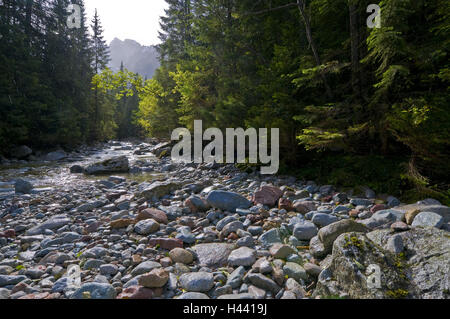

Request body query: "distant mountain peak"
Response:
[108, 38, 159, 79]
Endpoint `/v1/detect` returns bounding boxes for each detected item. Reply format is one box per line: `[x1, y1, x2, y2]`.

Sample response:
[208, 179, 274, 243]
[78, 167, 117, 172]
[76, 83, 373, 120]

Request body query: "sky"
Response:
[84, 0, 168, 46]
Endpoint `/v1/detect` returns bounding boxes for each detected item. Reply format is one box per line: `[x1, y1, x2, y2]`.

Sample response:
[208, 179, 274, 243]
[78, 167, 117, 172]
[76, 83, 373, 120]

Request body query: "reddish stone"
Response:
[81, 235, 93, 242]
[106, 190, 128, 201]
[110, 218, 135, 229]
[321, 195, 332, 202]
[132, 254, 142, 264]
[370, 204, 386, 214]
[179, 216, 195, 228]
[278, 198, 293, 211]
[148, 238, 183, 250]
[227, 233, 239, 240]
[137, 208, 168, 224]
[349, 209, 359, 218]
[253, 186, 283, 206]
[85, 221, 101, 233]
[44, 293, 61, 299]
[2, 229, 16, 238]
[19, 292, 50, 300]
[161, 199, 171, 206]
[117, 285, 163, 299]
[293, 201, 316, 214]
[12, 282, 33, 294]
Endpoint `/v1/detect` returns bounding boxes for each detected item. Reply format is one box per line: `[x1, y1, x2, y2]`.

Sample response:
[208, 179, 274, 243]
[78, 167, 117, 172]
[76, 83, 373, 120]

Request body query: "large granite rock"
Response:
[395, 203, 450, 223]
[317, 219, 368, 254]
[314, 227, 450, 299]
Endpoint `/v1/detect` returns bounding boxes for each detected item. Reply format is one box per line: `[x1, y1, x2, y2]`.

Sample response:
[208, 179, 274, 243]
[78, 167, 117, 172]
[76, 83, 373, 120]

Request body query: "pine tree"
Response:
[90, 8, 110, 140]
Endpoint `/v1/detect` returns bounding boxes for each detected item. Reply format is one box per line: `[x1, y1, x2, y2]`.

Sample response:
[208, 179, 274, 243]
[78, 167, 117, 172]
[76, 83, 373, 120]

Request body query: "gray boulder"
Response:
[15, 179, 33, 194]
[84, 156, 129, 175]
[206, 190, 252, 212]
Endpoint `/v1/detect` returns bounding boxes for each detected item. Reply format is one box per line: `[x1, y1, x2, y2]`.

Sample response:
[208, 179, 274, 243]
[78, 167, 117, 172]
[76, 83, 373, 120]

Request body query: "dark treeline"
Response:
[137, 0, 449, 202]
[0, 0, 449, 202]
[0, 0, 141, 152]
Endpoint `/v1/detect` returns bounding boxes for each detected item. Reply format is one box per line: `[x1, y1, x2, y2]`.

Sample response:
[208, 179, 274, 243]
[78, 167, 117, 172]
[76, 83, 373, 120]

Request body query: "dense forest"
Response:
[0, 0, 449, 203]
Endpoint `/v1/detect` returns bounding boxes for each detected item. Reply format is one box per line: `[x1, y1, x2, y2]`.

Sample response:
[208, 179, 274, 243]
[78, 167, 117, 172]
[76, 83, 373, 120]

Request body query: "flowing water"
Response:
[0, 142, 166, 196]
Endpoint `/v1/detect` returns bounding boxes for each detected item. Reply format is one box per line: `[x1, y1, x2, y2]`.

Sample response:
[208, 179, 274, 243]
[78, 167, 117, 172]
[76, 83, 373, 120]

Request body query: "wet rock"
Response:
[70, 165, 84, 173]
[84, 156, 129, 175]
[46, 150, 66, 161]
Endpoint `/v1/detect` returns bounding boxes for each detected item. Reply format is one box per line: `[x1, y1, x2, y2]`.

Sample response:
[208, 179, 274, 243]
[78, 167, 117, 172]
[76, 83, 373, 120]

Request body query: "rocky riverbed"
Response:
[0, 141, 449, 299]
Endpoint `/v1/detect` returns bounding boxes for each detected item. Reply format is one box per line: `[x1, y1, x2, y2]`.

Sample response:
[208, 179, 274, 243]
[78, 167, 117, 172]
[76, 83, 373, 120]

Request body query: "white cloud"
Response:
[84, 0, 168, 46]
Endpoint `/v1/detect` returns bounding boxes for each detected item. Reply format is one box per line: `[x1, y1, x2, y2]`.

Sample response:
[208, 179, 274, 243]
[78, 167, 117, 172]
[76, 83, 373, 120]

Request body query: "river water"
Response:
[0, 141, 166, 198]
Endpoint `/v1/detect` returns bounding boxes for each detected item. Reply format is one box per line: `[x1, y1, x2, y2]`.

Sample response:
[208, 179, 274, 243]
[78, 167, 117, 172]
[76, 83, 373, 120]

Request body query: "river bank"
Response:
[0, 140, 448, 299]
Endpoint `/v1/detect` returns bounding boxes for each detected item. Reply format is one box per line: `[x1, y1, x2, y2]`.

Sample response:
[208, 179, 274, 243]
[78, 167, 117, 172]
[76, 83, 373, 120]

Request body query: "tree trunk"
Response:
[349, 2, 362, 100]
[296, 0, 333, 99]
